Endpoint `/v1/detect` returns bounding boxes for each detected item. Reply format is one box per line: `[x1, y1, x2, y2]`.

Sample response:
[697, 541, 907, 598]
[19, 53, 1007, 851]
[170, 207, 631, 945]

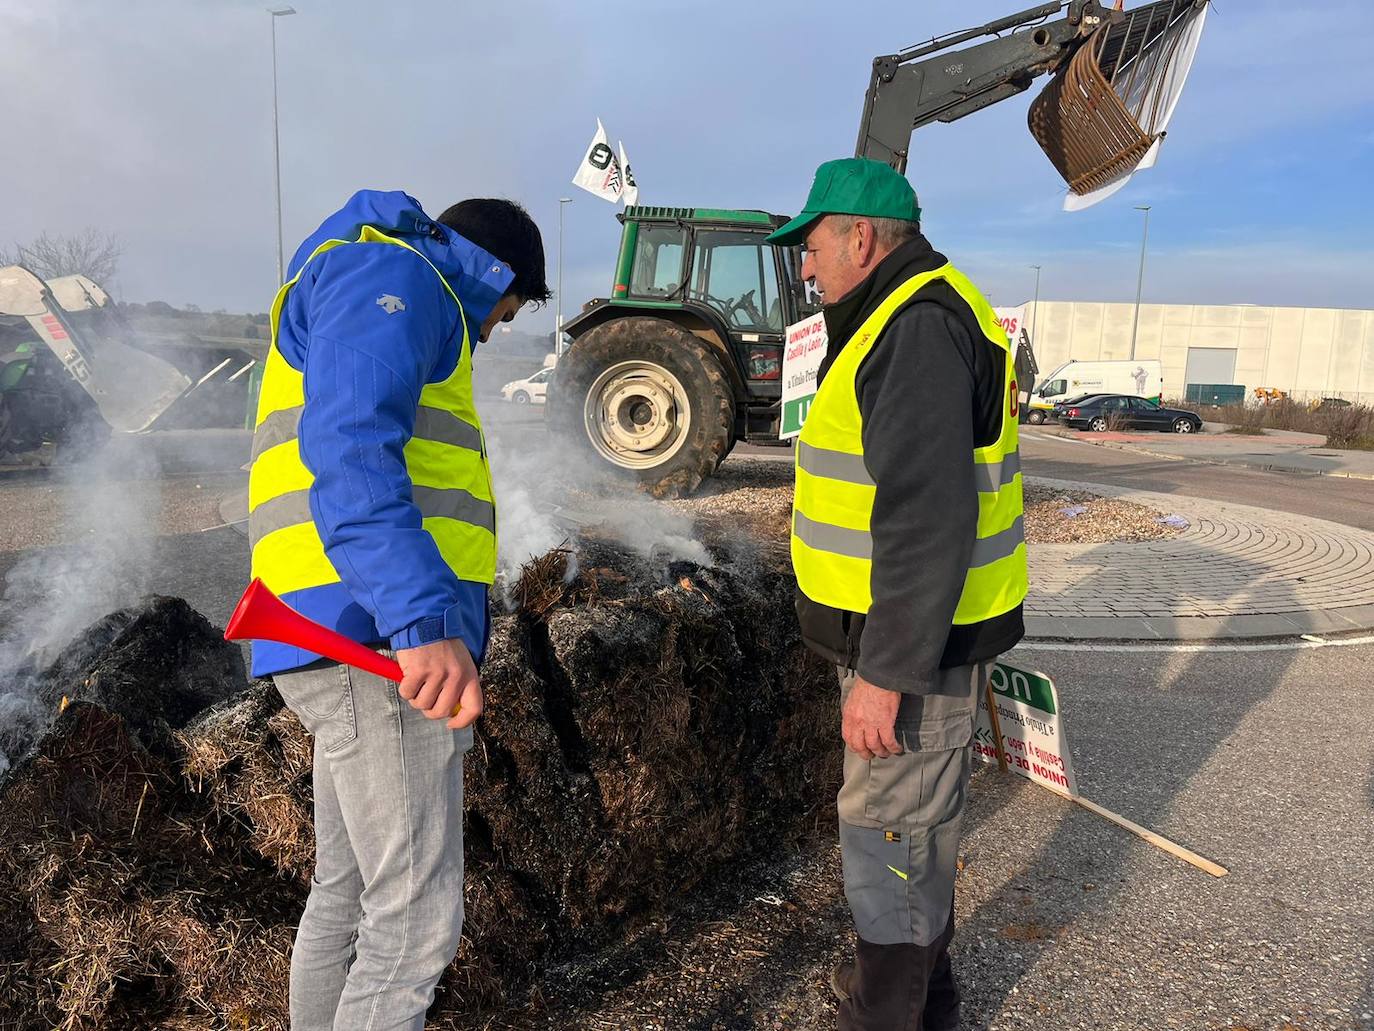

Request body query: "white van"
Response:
[1027, 360, 1164, 424]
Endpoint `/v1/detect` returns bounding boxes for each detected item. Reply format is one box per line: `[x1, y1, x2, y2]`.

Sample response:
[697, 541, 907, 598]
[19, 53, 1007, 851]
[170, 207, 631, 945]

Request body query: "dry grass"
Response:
[1175, 399, 1374, 449]
[1324, 404, 1374, 450]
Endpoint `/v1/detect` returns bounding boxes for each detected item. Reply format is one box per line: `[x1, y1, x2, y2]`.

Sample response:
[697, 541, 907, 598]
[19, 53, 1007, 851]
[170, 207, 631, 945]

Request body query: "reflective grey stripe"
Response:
[970, 515, 1025, 568]
[972, 450, 1022, 493]
[414, 406, 483, 452]
[412, 486, 495, 533]
[792, 511, 872, 560]
[797, 441, 875, 487]
[249, 489, 313, 548]
[250, 486, 494, 549]
[251, 406, 302, 461]
[252, 405, 481, 462]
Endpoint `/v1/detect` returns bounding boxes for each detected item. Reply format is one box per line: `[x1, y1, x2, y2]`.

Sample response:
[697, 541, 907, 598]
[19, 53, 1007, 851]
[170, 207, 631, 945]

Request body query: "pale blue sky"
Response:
[3, 0, 1371, 330]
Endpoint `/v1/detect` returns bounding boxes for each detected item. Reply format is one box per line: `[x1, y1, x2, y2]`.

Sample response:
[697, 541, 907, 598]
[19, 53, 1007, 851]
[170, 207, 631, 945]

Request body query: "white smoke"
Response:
[480, 396, 712, 606]
[0, 430, 159, 776]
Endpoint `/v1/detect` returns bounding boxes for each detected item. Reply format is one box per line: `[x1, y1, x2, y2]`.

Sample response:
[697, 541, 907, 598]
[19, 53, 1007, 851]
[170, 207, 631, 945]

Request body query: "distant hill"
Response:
[119, 301, 270, 348]
[483, 326, 555, 358]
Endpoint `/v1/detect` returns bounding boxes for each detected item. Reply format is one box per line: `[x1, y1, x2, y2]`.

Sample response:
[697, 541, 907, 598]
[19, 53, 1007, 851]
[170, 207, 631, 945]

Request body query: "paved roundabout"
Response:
[1025, 476, 1374, 641]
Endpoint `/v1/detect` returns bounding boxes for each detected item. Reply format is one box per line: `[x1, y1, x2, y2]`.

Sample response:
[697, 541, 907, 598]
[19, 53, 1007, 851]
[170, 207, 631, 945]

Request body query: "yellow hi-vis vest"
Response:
[791, 263, 1027, 624]
[248, 227, 496, 598]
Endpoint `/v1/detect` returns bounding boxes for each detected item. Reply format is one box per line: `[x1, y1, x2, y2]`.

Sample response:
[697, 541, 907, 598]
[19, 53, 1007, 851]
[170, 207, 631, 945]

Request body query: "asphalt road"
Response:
[1020, 431, 1374, 532]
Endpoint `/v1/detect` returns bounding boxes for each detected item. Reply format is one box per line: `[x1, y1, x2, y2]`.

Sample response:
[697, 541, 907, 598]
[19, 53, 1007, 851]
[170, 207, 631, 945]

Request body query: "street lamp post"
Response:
[1129, 204, 1151, 361]
[556, 197, 572, 355]
[269, 5, 296, 288]
[1028, 264, 1042, 346]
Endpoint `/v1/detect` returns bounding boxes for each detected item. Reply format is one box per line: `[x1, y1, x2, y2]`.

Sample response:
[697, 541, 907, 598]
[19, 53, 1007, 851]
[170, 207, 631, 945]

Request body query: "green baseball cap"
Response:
[765, 158, 921, 247]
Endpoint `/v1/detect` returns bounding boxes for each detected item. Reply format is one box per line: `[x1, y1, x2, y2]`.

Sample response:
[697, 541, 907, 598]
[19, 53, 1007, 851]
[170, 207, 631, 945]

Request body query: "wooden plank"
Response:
[1072, 794, 1229, 878]
[983, 682, 1010, 774]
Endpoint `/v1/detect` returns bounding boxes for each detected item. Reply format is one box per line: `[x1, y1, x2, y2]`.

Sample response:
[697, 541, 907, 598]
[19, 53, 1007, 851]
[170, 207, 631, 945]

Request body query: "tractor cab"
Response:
[614, 207, 815, 326]
[567, 207, 817, 388]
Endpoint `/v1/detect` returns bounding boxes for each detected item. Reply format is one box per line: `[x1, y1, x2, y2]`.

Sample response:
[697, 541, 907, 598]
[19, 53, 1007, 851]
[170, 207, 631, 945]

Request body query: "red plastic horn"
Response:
[224, 578, 403, 683]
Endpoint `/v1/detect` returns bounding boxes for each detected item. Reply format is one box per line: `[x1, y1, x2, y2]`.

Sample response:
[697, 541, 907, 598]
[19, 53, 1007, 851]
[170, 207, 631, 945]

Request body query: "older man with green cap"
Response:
[770, 158, 1027, 1030]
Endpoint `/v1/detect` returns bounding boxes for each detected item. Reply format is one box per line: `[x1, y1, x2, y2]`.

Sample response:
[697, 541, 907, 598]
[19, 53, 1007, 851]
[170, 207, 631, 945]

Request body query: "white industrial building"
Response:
[1023, 302, 1374, 405]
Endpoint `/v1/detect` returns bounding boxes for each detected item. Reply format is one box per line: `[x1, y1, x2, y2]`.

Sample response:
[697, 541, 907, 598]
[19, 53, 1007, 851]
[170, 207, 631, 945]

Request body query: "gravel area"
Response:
[1022, 484, 1185, 545]
[665, 458, 794, 543]
[659, 458, 1184, 548]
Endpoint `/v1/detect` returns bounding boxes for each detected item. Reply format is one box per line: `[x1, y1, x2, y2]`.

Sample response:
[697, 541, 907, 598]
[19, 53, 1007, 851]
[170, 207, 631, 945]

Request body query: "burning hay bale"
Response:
[0, 539, 837, 1028]
[1, 596, 247, 767]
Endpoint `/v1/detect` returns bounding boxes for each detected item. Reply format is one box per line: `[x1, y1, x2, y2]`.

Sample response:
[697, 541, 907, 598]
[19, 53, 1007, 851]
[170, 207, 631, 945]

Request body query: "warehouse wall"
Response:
[1024, 302, 1374, 404]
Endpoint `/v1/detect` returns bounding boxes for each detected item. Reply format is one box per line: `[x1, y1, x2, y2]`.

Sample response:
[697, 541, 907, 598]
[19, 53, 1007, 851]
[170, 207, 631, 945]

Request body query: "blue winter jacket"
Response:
[250, 189, 514, 678]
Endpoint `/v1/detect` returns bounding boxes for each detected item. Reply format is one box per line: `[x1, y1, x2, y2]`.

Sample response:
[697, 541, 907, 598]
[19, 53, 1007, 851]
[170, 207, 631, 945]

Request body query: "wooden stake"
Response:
[1071, 794, 1229, 878]
[983, 682, 1010, 773]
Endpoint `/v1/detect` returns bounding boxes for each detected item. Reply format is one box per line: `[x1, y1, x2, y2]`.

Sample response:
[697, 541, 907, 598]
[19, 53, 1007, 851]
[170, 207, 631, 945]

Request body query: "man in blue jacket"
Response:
[247, 189, 549, 1029]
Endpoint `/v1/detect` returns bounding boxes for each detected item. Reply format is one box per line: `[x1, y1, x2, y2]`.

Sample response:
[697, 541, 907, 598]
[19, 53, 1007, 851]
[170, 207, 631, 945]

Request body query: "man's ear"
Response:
[855, 220, 878, 268]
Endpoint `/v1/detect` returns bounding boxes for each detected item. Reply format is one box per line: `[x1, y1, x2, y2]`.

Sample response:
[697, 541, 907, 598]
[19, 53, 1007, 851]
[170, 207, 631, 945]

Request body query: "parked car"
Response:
[1049, 392, 1109, 419]
[500, 366, 553, 405]
[1059, 394, 1203, 434]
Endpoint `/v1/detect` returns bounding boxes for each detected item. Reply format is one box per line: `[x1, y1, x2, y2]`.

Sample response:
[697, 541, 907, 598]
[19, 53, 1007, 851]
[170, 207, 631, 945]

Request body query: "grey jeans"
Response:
[274, 657, 473, 1031]
[837, 662, 992, 947]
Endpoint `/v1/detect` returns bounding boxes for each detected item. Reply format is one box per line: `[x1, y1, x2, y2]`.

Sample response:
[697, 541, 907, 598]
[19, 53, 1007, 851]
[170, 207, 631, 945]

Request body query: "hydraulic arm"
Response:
[856, 0, 1209, 184]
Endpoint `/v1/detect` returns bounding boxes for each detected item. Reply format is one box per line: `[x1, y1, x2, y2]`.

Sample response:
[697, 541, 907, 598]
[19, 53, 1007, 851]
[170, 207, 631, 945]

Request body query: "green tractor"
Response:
[547, 0, 1210, 496]
[550, 207, 815, 495]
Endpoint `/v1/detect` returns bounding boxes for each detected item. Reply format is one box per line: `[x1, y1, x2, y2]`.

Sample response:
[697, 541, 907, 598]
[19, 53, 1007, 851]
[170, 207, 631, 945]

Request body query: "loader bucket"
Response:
[1030, 0, 1209, 198]
[0, 265, 190, 433]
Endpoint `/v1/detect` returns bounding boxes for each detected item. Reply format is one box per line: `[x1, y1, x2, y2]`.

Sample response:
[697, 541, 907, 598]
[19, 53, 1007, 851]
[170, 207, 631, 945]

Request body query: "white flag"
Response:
[571, 119, 623, 203]
[619, 141, 639, 207]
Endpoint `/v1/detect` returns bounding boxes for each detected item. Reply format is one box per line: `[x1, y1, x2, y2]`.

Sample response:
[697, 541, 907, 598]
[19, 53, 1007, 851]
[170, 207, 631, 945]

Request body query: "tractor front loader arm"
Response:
[856, 0, 1206, 182]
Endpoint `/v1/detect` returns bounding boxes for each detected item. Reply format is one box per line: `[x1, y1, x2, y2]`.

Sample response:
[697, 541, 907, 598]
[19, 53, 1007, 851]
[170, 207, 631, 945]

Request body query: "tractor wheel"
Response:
[548, 317, 734, 498]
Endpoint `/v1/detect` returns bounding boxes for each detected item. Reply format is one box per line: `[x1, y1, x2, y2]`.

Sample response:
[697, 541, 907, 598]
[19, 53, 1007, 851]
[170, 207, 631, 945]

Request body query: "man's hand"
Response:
[842, 675, 903, 761]
[396, 638, 483, 730]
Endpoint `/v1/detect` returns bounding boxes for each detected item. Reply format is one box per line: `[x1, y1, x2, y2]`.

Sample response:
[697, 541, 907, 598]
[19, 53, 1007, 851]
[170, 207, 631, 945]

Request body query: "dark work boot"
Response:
[922, 940, 961, 1031]
[836, 915, 959, 1031]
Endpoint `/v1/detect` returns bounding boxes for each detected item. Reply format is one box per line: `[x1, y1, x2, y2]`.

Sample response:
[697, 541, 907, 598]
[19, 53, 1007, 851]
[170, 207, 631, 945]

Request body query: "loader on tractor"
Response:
[548, 0, 1211, 496]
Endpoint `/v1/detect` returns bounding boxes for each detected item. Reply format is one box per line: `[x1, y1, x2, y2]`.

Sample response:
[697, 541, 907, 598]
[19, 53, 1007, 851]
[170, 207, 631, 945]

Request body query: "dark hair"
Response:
[436, 198, 551, 307]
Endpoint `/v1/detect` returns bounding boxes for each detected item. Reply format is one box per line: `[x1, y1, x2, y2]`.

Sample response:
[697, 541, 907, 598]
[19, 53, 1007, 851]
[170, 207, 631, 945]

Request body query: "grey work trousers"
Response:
[273, 657, 472, 1031]
[836, 662, 993, 1031]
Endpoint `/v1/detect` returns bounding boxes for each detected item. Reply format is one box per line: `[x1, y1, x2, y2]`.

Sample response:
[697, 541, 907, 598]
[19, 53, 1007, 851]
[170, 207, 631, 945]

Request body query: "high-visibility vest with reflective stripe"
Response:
[249, 226, 496, 598]
[791, 263, 1028, 624]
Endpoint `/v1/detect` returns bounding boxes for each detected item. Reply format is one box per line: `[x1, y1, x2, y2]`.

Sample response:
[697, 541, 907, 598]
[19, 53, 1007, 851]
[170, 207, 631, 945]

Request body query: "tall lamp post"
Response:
[1028, 263, 1042, 346]
[269, 5, 296, 287]
[556, 197, 572, 355]
[1129, 204, 1151, 361]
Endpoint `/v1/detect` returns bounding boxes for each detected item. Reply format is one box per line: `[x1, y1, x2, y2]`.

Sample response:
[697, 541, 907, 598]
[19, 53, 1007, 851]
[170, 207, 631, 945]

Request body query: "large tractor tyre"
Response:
[548, 317, 735, 498]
